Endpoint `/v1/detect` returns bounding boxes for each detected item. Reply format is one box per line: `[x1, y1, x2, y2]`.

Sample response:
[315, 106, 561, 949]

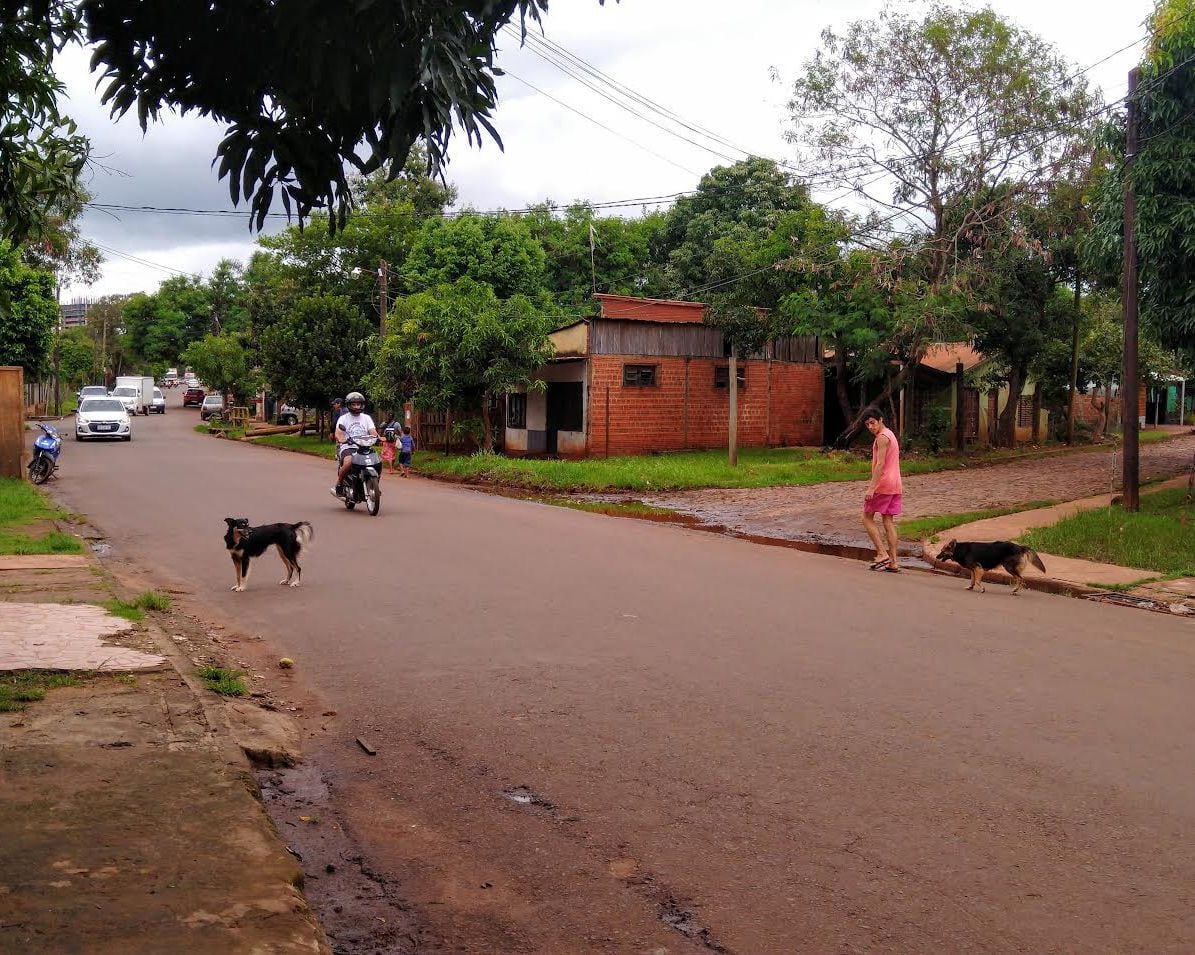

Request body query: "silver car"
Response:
[151, 387, 167, 414]
[75, 397, 132, 441]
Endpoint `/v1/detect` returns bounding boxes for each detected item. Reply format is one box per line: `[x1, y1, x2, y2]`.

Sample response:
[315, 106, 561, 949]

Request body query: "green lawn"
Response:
[0, 478, 83, 555]
[899, 501, 1056, 541]
[242, 431, 1178, 493]
[1020, 486, 1195, 576]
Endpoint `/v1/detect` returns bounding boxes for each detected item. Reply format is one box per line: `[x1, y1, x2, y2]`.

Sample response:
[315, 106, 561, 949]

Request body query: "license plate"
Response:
[96, 424, 115, 431]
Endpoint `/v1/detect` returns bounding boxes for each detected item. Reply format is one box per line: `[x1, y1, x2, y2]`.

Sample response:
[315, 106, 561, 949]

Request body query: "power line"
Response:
[92, 242, 189, 276]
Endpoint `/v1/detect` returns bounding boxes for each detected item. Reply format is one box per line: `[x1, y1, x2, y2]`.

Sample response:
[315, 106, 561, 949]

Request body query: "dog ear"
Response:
[225, 517, 238, 527]
[945, 539, 957, 549]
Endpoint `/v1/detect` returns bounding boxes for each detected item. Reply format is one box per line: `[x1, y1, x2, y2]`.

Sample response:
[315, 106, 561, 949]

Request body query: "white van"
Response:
[113, 375, 155, 415]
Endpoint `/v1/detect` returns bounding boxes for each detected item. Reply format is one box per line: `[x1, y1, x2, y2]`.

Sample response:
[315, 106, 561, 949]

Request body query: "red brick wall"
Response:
[587, 355, 823, 456]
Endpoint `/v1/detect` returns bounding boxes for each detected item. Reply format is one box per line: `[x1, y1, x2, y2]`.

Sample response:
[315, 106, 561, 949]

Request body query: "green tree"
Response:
[7, 1, 609, 233]
[258, 294, 373, 436]
[207, 259, 249, 335]
[786, 2, 1097, 287]
[1087, 0, 1195, 353]
[661, 158, 814, 291]
[121, 275, 213, 370]
[369, 279, 554, 450]
[0, 2, 89, 244]
[0, 241, 57, 376]
[402, 214, 547, 298]
[83, 294, 129, 383]
[51, 326, 94, 392]
[180, 333, 258, 405]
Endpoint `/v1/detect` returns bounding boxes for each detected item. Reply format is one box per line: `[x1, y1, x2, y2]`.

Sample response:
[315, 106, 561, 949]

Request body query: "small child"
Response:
[380, 416, 399, 473]
[398, 425, 415, 477]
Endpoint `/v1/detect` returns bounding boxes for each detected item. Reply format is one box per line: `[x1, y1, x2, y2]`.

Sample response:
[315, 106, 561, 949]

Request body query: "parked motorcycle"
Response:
[338, 435, 382, 515]
[28, 423, 62, 485]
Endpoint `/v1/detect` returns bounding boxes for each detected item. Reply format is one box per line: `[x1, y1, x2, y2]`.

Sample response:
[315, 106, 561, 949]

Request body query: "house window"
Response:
[1017, 394, 1033, 428]
[623, 364, 657, 387]
[713, 365, 747, 389]
[507, 393, 527, 429]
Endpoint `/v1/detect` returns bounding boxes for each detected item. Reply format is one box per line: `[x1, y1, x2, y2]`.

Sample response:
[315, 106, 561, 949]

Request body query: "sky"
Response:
[57, 0, 1154, 300]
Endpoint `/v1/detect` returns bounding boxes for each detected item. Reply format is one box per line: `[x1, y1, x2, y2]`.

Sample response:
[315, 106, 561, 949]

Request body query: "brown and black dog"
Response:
[223, 518, 313, 592]
[936, 539, 1046, 595]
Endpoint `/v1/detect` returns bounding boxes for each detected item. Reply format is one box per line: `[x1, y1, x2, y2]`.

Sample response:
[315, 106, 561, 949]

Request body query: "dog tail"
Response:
[1026, 547, 1046, 573]
[294, 522, 314, 551]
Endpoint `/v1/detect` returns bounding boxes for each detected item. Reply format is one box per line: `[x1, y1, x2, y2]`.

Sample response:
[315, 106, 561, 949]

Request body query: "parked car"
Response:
[276, 403, 302, 426]
[77, 385, 107, 402]
[151, 387, 167, 414]
[75, 397, 132, 441]
[199, 394, 226, 421]
[185, 377, 200, 389]
[182, 387, 205, 407]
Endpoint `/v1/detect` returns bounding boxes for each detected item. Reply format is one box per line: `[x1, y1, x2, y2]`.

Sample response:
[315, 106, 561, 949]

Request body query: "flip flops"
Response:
[868, 557, 891, 571]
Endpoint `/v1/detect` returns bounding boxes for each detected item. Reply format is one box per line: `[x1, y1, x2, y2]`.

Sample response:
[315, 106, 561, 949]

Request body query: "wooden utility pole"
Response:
[1067, 274, 1082, 445]
[378, 260, 389, 337]
[954, 360, 965, 452]
[1122, 67, 1141, 511]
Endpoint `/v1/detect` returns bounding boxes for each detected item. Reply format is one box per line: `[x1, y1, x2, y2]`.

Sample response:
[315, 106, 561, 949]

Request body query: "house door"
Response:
[962, 387, 980, 440]
[546, 382, 584, 455]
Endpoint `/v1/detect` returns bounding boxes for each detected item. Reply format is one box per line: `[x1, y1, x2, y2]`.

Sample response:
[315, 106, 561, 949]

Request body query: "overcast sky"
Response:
[58, 0, 1153, 299]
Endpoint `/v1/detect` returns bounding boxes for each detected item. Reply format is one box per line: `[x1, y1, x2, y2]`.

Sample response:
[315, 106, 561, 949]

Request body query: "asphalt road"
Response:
[49, 397, 1195, 953]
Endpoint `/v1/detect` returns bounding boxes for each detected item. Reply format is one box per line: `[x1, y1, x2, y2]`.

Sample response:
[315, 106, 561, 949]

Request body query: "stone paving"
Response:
[0, 602, 166, 671]
[643, 433, 1195, 547]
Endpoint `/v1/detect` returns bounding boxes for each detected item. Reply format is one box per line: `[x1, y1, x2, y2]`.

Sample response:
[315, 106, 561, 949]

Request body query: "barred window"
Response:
[623, 364, 657, 387]
[1016, 394, 1033, 428]
[714, 365, 747, 389]
[507, 393, 527, 429]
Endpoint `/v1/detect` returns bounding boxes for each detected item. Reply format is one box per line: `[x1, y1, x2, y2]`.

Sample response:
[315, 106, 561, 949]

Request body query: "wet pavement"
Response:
[641, 434, 1195, 547]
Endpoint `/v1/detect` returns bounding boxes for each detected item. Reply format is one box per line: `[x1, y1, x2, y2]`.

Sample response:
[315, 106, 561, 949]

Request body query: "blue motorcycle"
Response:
[28, 423, 62, 485]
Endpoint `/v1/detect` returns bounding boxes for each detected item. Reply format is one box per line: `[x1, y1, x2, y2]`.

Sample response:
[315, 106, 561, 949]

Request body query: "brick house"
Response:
[505, 293, 823, 457]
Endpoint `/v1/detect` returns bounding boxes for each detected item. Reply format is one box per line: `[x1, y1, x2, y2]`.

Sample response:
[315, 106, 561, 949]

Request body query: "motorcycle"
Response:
[337, 435, 382, 515]
[28, 423, 62, 485]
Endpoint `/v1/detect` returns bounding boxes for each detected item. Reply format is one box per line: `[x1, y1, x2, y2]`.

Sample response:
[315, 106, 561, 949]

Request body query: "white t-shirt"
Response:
[336, 411, 376, 444]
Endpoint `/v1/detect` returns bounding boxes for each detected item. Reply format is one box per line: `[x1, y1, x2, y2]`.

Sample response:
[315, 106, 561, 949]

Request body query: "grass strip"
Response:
[0, 671, 83, 712]
[1020, 486, 1195, 577]
[899, 501, 1057, 541]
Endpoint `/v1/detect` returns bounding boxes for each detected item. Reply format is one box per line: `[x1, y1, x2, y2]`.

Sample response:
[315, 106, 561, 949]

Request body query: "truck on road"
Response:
[113, 375, 155, 415]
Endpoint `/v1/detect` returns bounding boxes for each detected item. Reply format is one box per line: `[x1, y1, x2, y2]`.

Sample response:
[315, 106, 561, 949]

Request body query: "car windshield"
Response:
[153, 389, 163, 399]
[80, 386, 106, 396]
[112, 387, 136, 396]
[203, 397, 222, 404]
[80, 399, 125, 413]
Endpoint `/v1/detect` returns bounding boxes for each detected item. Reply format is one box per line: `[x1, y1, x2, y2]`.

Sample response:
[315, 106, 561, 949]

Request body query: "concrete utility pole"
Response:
[728, 344, 739, 467]
[378, 260, 389, 337]
[1122, 67, 1141, 511]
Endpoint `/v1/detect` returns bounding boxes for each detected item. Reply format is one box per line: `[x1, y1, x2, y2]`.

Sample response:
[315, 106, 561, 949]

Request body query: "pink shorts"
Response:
[864, 493, 902, 516]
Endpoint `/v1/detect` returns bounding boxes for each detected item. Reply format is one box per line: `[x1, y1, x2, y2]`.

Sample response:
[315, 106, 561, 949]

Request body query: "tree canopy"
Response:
[0, 242, 57, 375]
[3, 1, 610, 236]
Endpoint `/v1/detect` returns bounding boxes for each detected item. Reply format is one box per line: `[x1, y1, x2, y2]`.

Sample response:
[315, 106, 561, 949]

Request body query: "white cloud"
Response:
[59, 0, 1153, 298]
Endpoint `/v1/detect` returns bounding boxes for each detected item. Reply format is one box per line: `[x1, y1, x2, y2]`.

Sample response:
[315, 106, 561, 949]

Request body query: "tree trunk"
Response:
[832, 339, 854, 425]
[834, 358, 920, 449]
[1031, 380, 1043, 444]
[481, 391, 493, 453]
[1067, 274, 1082, 445]
[728, 344, 739, 467]
[997, 365, 1024, 447]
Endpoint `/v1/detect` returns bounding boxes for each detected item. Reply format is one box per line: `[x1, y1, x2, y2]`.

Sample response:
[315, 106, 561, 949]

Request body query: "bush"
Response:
[914, 406, 953, 454]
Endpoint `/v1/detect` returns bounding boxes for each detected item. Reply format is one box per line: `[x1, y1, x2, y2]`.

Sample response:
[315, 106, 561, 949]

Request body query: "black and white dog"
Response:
[223, 517, 313, 592]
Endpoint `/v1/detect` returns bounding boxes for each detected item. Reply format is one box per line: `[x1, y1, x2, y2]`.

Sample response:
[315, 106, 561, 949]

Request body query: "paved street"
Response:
[46, 399, 1195, 953]
[645, 435, 1195, 545]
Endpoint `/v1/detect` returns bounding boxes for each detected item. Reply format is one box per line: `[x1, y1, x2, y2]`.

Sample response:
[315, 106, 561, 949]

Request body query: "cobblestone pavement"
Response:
[643, 434, 1195, 546]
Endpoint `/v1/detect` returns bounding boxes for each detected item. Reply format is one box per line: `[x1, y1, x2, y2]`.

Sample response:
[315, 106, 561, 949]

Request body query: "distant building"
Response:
[505, 293, 824, 457]
[59, 299, 94, 330]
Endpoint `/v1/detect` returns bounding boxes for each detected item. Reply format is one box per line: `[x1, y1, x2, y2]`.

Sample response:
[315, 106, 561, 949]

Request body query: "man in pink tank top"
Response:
[861, 407, 902, 573]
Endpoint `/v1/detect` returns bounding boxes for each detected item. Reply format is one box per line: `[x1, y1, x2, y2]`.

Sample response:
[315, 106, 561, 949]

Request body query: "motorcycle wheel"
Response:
[343, 486, 356, 510]
[365, 476, 381, 516]
[29, 456, 51, 485]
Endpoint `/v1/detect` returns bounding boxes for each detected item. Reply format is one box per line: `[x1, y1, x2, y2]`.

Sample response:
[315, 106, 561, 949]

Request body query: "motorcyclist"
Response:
[331, 391, 379, 496]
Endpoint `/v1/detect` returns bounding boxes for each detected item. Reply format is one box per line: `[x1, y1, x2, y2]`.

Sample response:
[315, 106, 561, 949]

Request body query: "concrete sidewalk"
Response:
[0, 552, 328, 953]
[920, 476, 1195, 613]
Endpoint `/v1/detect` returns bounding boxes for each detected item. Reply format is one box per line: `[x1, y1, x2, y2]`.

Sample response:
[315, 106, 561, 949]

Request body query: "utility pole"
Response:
[728, 343, 739, 467]
[1122, 67, 1141, 511]
[378, 260, 389, 337]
